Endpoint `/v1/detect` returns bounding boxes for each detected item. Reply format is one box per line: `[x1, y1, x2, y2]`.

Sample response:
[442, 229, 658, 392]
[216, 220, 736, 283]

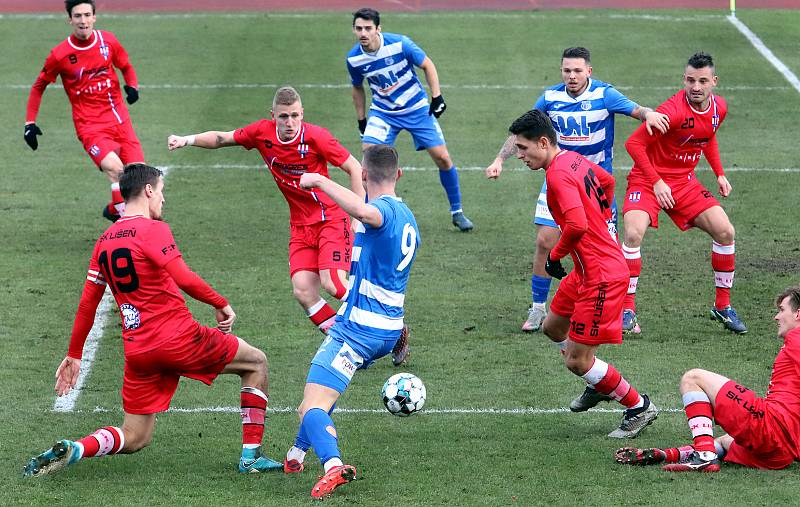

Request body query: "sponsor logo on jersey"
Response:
[331, 342, 363, 380]
[120, 303, 141, 330]
[628, 191, 641, 202]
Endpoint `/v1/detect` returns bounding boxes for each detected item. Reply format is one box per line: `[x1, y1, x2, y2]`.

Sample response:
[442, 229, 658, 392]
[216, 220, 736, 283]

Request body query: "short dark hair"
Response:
[687, 52, 714, 70]
[776, 286, 800, 312]
[562, 47, 591, 64]
[509, 110, 557, 145]
[120, 163, 163, 201]
[353, 7, 380, 26]
[65, 0, 95, 16]
[363, 145, 398, 184]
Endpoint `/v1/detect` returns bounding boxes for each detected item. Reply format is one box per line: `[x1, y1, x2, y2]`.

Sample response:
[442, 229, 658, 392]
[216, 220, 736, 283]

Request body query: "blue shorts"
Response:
[306, 326, 396, 393]
[362, 107, 445, 151]
[532, 180, 619, 234]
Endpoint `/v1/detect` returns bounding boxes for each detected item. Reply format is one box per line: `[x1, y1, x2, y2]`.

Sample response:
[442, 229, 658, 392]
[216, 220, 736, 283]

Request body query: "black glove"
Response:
[24, 123, 43, 151]
[545, 254, 568, 280]
[428, 95, 446, 118]
[124, 85, 139, 105]
[358, 118, 367, 135]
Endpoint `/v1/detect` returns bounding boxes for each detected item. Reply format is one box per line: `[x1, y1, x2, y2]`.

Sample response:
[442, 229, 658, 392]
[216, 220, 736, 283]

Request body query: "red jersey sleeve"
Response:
[67, 279, 107, 359]
[107, 32, 138, 89]
[549, 207, 588, 261]
[164, 257, 228, 309]
[26, 52, 61, 123]
[311, 125, 351, 167]
[546, 168, 583, 215]
[141, 221, 183, 268]
[233, 120, 262, 150]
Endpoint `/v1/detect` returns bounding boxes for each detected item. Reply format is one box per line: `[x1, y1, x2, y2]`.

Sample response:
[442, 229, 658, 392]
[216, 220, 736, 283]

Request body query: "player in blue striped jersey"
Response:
[486, 47, 669, 336]
[347, 7, 473, 232]
[285, 145, 420, 499]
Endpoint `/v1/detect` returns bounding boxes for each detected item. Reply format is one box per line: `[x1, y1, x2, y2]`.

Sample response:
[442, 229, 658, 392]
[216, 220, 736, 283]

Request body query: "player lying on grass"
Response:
[616, 286, 800, 472]
[24, 164, 282, 478]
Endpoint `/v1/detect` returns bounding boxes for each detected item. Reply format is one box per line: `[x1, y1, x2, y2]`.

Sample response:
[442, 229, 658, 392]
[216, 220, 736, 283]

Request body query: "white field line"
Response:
[728, 15, 800, 95]
[84, 405, 684, 415]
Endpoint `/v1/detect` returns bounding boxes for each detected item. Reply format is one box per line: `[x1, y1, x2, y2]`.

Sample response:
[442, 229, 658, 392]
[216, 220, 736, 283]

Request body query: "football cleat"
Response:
[102, 205, 120, 223]
[710, 306, 747, 334]
[622, 309, 641, 334]
[608, 395, 658, 438]
[451, 211, 474, 232]
[569, 386, 613, 412]
[521, 305, 547, 333]
[391, 325, 410, 367]
[284, 458, 304, 474]
[311, 464, 357, 499]
[614, 447, 667, 466]
[662, 451, 720, 472]
[238, 452, 283, 473]
[23, 440, 81, 478]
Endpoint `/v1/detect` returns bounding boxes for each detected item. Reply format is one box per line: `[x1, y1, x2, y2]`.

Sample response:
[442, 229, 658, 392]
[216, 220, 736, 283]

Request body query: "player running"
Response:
[23, 164, 282, 478]
[616, 286, 800, 472]
[347, 7, 474, 232]
[622, 52, 746, 335]
[25, 0, 144, 222]
[282, 145, 420, 499]
[510, 110, 658, 438]
[486, 47, 669, 333]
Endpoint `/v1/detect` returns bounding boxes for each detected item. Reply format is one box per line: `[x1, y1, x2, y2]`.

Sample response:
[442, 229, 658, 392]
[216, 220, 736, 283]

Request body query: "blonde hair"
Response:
[273, 86, 301, 109]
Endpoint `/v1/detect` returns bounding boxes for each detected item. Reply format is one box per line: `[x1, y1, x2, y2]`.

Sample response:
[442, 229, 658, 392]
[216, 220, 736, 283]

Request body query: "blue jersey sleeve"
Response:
[603, 86, 637, 115]
[401, 36, 427, 67]
[347, 60, 363, 87]
[533, 93, 547, 112]
[366, 197, 395, 231]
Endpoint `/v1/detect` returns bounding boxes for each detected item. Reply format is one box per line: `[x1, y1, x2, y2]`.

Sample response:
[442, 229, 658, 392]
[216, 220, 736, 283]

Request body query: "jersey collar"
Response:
[67, 30, 98, 50]
[275, 123, 303, 145]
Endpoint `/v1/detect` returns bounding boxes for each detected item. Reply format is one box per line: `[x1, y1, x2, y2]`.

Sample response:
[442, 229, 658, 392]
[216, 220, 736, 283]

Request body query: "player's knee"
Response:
[433, 153, 452, 169]
[715, 224, 735, 245]
[292, 284, 315, 306]
[564, 355, 589, 376]
[680, 368, 707, 389]
[536, 231, 558, 252]
[623, 227, 644, 248]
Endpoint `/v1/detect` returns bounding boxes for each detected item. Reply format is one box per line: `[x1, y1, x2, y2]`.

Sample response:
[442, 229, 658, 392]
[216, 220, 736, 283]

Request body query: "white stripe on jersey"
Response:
[352, 246, 362, 262]
[358, 279, 405, 307]
[545, 87, 606, 103]
[548, 109, 610, 124]
[582, 151, 605, 165]
[346, 41, 404, 67]
[107, 91, 122, 123]
[87, 269, 106, 285]
[354, 221, 366, 233]
[361, 58, 411, 80]
[348, 306, 405, 331]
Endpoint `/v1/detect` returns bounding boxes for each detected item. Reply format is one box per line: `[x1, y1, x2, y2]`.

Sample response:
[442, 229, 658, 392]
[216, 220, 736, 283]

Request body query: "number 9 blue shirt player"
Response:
[347, 7, 473, 232]
[288, 145, 420, 500]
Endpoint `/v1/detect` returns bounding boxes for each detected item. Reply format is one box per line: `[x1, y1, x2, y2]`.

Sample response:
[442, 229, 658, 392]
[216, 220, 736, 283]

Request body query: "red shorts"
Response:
[549, 272, 627, 345]
[78, 118, 144, 168]
[715, 380, 795, 470]
[623, 172, 719, 231]
[122, 325, 240, 414]
[288, 217, 352, 276]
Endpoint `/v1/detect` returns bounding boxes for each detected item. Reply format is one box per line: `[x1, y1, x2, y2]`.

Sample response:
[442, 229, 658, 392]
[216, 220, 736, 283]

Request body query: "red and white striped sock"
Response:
[76, 426, 125, 458]
[241, 387, 268, 449]
[664, 444, 696, 463]
[622, 244, 641, 312]
[712, 241, 735, 309]
[307, 299, 336, 333]
[110, 182, 125, 216]
[581, 357, 643, 409]
[683, 391, 716, 453]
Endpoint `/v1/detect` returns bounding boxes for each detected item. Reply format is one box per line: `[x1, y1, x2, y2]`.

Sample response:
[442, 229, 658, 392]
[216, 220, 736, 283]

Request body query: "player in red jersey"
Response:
[167, 88, 366, 331]
[24, 1, 144, 222]
[509, 110, 658, 438]
[616, 286, 800, 472]
[621, 52, 746, 335]
[23, 164, 283, 478]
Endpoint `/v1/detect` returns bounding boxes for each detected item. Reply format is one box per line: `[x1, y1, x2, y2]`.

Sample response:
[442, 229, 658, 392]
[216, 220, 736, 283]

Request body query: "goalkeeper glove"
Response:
[24, 123, 43, 151]
[124, 85, 139, 105]
[358, 118, 367, 135]
[545, 254, 567, 280]
[428, 95, 446, 118]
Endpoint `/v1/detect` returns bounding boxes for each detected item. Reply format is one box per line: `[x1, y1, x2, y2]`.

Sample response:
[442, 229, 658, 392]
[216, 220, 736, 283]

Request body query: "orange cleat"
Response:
[310, 464, 357, 499]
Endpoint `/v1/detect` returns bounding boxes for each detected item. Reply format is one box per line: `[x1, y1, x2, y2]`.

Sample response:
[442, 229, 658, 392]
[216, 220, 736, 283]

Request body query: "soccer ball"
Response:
[381, 372, 426, 416]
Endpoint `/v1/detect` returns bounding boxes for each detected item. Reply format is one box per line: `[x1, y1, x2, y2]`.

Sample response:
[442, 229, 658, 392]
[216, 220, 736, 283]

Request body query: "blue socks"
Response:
[531, 275, 552, 304]
[438, 167, 462, 213]
[293, 403, 336, 452]
[301, 408, 341, 466]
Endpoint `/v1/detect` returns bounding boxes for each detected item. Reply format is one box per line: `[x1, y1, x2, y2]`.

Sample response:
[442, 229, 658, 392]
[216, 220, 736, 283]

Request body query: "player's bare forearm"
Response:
[167, 131, 236, 151]
[419, 57, 442, 97]
[340, 155, 366, 199]
[352, 86, 367, 119]
[631, 106, 669, 135]
[300, 173, 381, 226]
[497, 135, 517, 161]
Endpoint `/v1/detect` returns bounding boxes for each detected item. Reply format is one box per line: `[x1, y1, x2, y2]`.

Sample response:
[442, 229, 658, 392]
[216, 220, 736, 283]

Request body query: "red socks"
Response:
[241, 387, 268, 448]
[77, 426, 124, 458]
[307, 299, 337, 333]
[622, 244, 641, 311]
[712, 241, 735, 309]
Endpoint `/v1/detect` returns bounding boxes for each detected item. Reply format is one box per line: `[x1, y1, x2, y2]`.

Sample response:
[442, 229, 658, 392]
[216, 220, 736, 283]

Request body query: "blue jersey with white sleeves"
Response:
[534, 78, 636, 173]
[335, 195, 420, 340]
[346, 33, 429, 115]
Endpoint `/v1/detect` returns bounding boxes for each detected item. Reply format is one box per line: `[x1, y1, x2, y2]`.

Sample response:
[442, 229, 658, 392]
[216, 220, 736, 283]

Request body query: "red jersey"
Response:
[86, 215, 197, 356]
[234, 120, 352, 225]
[26, 30, 137, 131]
[765, 327, 800, 459]
[545, 150, 627, 284]
[626, 90, 727, 183]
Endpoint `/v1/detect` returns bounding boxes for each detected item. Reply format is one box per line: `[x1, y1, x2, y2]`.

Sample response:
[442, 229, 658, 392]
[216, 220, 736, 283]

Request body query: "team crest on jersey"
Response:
[384, 56, 394, 66]
[120, 304, 141, 330]
[628, 191, 641, 202]
[89, 145, 101, 156]
[99, 43, 109, 59]
[580, 101, 592, 111]
[298, 143, 309, 158]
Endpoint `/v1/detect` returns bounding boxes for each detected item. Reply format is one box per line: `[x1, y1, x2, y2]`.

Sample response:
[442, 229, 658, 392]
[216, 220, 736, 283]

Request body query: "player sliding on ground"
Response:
[510, 110, 658, 438]
[283, 146, 420, 499]
[23, 164, 282, 478]
[616, 286, 800, 471]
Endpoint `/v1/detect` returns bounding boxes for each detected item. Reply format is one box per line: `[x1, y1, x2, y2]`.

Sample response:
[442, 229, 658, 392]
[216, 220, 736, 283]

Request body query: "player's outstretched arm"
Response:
[631, 106, 669, 135]
[164, 257, 232, 328]
[167, 131, 237, 151]
[55, 356, 81, 396]
[339, 155, 366, 199]
[486, 135, 517, 179]
[352, 85, 368, 134]
[299, 173, 382, 227]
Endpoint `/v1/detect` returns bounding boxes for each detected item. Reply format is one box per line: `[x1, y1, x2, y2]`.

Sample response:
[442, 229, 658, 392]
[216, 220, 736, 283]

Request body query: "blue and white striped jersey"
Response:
[534, 78, 636, 173]
[346, 33, 429, 115]
[335, 195, 420, 340]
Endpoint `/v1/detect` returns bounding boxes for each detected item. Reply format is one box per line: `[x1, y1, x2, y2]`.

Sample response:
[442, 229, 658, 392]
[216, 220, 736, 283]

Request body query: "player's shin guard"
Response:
[307, 299, 336, 333]
[241, 387, 268, 450]
[531, 275, 552, 305]
[683, 391, 716, 453]
[712, 241, 735, 309]
[582, 357, 643, 409]
[663, 444, 697, 463]
[302, 408, 341, 469]
[76, 426, 124, 458]
[438, 167, 462, 214]
[110, 182, 125, 216]
[622, 244, 641, 311]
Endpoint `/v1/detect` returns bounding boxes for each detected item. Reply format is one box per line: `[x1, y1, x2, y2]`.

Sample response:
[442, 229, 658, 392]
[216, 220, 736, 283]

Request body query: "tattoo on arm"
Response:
[638, 106, 652, 121]
[497, 135, 517, 161]
[215, 134, 225, 146]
